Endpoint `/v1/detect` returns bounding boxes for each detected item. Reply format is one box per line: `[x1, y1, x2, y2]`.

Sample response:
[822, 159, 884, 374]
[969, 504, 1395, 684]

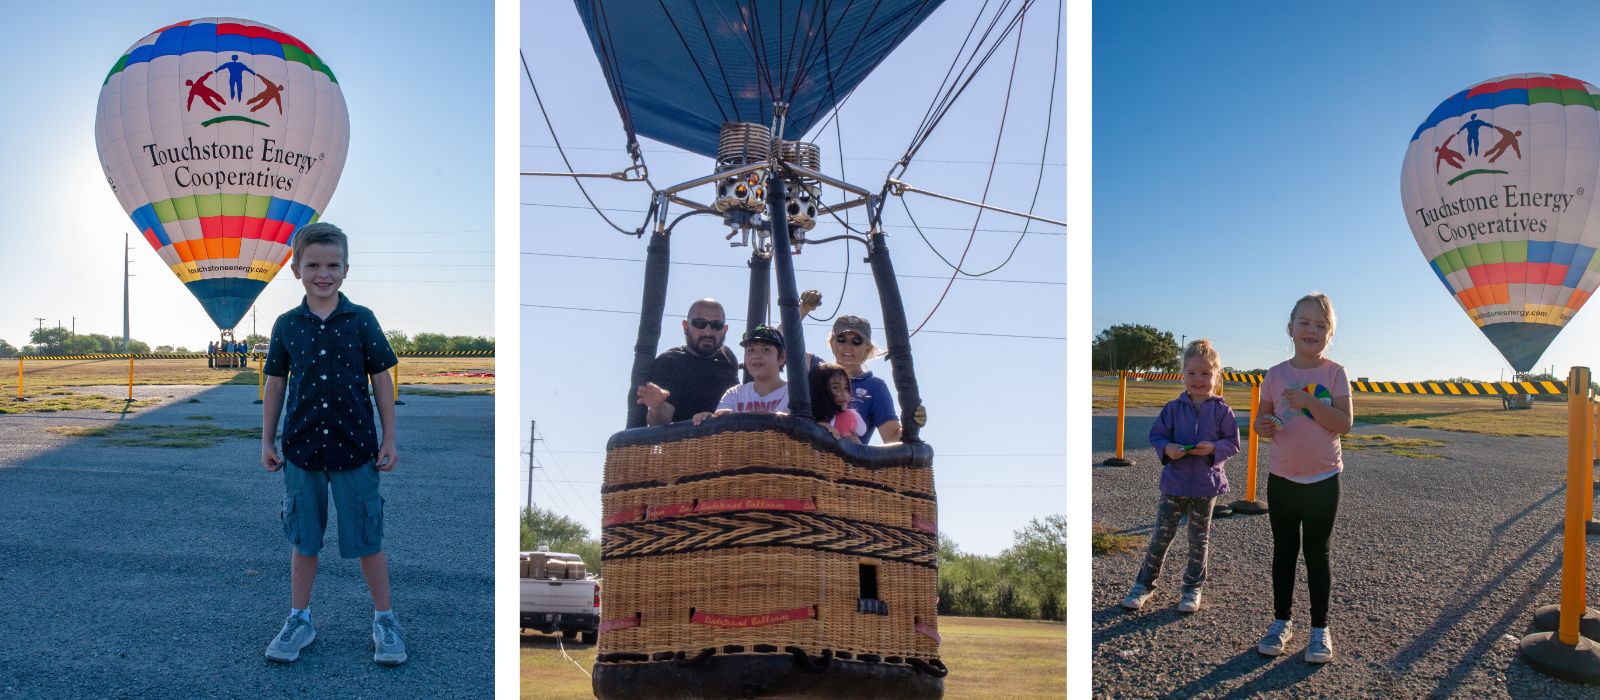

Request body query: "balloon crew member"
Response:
[1251, 293, 1353, 665]
[810, 362, 866, 443]
[1120, 339, 1239, 614]
[693, 325, 789, 424]
[259, 223, 407, 666]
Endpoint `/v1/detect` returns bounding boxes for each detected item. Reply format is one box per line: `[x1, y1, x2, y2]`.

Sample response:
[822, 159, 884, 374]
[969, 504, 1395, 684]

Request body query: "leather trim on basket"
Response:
[691, 606, 816, 628]
[606, 412, 934, 470]
[602, 510, 938, 567]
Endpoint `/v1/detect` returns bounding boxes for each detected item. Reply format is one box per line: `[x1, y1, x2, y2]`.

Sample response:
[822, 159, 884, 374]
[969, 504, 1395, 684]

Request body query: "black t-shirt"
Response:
[647, 345, 739, 421]
[264, 293, 399, 471]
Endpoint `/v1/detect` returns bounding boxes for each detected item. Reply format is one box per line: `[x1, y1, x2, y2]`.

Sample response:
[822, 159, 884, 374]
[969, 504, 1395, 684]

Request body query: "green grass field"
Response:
[1093, 377, 1568, 437]
[521, 616, 1065, 698]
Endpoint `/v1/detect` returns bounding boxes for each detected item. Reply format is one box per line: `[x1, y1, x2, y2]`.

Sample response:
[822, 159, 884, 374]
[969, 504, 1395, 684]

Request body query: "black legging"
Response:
[1267, 472, 1340, 627]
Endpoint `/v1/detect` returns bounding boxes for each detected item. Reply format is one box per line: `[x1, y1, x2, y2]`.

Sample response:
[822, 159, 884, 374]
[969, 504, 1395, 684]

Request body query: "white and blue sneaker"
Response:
[265, 611, 315, 663]
[373, 612, 408, 666]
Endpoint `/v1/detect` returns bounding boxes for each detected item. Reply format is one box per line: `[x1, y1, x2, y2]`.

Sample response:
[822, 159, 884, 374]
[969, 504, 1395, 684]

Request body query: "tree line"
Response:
[520, 505, 1065, 622]
[0, 328, 493, 357]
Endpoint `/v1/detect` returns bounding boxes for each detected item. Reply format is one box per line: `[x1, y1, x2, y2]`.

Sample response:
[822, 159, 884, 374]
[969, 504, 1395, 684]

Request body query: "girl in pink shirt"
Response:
[1251, 293, 1353, 665]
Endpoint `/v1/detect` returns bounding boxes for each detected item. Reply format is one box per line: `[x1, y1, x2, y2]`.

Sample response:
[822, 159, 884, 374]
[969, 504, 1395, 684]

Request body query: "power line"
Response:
[522, 252, 1063, 286]
[520, 303, 1064, 340]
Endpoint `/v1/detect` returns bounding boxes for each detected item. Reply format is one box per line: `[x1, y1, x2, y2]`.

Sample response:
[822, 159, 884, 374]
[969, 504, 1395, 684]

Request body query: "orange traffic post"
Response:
[391, 362, 405, 406]
[126, 356, 135, 402]
[1521, 366, 1600, 684]
[1230, 381, 1268, 514]
[15, 355, 24, 401]
[1103, 370, 1134, 466]
[253, 354, 265, 405]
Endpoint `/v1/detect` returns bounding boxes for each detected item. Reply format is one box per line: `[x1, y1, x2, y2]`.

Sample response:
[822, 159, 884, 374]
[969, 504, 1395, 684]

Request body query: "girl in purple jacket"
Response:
[1120, 339, 1241, 614]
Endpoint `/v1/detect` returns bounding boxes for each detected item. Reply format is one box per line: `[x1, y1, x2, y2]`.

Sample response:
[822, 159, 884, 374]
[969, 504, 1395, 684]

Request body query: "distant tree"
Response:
[412, 332, 450, 353]
[385, 330, 414, 354]
[25, 327, 71, 355]
[447, 335, 494, 353]
[243, 334, 269, 347]
[155, 345, 175, 353]
[1092, 324, 1181, 372]
[126, 339, 151, 354]
[1000, 515, 1067, 621]
[0, 338, 15, 357]
[174, 346, 191, 353]
[521, 505, 600, 574]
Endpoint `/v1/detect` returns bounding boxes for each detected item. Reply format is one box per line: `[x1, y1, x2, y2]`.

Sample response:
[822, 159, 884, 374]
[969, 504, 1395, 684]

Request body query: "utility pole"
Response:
[71, 317, 75, 336]
[123, 232, 131, 352]
[251, 305, 257, 338]
[526, 420, 541, 513]
[33, 318, 44, 331]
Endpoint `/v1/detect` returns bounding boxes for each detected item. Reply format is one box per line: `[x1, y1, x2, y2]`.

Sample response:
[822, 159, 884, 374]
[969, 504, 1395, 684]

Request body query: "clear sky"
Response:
[0, 2, 492, 350]
[522, 3, 1065, 556]
[1095, 0, 1600, 382]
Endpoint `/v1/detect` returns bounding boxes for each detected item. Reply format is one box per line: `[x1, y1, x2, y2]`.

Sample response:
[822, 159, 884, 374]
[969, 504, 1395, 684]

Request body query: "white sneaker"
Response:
[1305, 626, 1333, 664]
[1120, 583, 1155, 610]
[265, 612, 316, 663]
[1177, 588, 1202, 613]
[373, 612, 408, 666]
[1258, 619, 1293, 656]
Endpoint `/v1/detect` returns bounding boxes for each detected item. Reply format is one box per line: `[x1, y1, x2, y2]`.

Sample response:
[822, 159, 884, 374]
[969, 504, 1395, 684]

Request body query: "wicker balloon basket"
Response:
[593, 413, 945, 699]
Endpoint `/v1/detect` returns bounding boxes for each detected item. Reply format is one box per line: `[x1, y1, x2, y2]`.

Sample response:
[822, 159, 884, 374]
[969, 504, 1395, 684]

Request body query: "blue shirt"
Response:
[850, 371, 898, 443]
[264, 293, 398, 471]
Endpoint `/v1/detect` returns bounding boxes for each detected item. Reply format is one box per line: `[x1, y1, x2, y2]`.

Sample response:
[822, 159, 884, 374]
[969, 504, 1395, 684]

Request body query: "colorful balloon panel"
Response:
[1401, 74, 1600, 372]
[95, 18, 349, 329]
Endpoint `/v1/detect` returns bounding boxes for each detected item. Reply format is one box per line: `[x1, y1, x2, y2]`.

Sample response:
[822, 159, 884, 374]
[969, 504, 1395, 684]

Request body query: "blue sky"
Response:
[1095, 0, 1600, 381]
[522, 3, 1065, 555]
[0, 2, 492, 349]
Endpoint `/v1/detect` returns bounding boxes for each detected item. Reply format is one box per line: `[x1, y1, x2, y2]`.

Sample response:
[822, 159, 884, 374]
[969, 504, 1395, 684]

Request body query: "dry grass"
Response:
[0, 391, 161, 415]
[0, 357, 493, 397]
[520, 616, 1064, 699]
[1093, 378, 1568, 437]
[1092, 522, 1144, 557]
[1341, 433, 1448, 459]
[47, 423, 261, 448]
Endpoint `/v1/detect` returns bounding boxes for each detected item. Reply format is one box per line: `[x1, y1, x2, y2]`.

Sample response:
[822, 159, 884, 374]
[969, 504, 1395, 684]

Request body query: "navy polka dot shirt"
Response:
[264, 292, 399, 471]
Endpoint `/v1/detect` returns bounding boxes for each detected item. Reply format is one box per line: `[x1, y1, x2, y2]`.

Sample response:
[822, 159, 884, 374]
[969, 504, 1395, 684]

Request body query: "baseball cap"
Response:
[831, 315, 872, 342]
[740, 325, 785, 350]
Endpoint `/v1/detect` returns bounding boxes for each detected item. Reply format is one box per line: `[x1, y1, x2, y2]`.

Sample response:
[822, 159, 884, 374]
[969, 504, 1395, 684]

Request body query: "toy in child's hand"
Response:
[1300, 383, 1333, 418]
[1182, 444, 1199, 451]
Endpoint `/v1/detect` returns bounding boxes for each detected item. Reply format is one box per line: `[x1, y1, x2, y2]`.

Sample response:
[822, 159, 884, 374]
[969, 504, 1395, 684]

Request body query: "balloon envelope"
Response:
[574, 0, 945, 158]
[1401, 73, 1600, 372]
[95, 18, 349, 330]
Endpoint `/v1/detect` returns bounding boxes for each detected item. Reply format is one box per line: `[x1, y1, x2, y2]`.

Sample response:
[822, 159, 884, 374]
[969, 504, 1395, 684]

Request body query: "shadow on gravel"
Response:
[1494, 487, 1563, 534]
[0, 385, 493, 698]
[1154, 648, 1278, 700]
[1093, 605, 1185, 643]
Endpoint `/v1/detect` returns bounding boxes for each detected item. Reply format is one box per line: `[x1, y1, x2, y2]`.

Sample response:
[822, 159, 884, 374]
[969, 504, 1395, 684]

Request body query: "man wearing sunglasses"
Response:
[636, 298, 740, 426]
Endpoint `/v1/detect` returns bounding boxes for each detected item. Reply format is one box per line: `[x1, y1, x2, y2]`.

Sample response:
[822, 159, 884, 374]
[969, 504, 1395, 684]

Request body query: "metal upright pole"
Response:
[744, 250, 771, 385]
[627, 199, 672, 429]
[527, 420, 537, 513]
[864, 201, 924, 443]
[767, 173, 811, 420]
[123, 233, 131, 352]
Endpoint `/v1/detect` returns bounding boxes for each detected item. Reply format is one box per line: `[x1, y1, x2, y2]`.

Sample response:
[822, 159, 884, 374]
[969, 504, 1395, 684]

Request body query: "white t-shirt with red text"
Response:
[716, 382, 789, 414]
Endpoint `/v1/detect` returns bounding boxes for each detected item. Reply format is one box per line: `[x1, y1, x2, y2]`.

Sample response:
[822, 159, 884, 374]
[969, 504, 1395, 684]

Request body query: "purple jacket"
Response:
[1149, 393, 1241, 498]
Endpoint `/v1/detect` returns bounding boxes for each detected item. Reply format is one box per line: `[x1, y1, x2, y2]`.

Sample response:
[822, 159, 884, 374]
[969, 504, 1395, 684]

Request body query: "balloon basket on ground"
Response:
[593, 415, 944, 699]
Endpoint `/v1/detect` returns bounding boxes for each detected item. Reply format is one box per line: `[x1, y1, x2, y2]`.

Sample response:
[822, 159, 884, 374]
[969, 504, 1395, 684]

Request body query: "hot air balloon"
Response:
[95, 18, 349, 331]
[564, 2, 954, 697]
[1400, 73, 1600, 373]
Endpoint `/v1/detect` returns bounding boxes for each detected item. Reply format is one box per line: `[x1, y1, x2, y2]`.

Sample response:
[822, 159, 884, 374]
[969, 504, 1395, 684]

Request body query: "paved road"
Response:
[1092, 407, 1600, 698]
[0, 385, 493, 698]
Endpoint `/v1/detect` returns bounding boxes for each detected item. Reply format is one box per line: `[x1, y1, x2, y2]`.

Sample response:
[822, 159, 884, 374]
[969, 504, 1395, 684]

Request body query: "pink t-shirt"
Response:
[1262, 358, 1350, 482]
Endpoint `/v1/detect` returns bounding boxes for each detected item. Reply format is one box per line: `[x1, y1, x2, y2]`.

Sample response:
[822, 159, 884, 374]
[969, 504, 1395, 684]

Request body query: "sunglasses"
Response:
[689, 318, 726, 330]
[833, 334, 865, 346]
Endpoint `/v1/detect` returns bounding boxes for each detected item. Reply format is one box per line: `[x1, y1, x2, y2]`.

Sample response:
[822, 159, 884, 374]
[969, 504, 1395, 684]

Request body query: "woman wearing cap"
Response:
[827, 315, 901, 444]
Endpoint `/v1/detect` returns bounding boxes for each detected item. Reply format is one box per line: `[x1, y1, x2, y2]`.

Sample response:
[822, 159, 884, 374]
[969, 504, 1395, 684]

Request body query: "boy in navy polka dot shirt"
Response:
[259, 222, 407, 666]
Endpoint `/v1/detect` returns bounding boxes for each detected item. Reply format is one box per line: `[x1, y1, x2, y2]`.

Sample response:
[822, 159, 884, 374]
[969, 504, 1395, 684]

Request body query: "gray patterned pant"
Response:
[1134, 494, 1215, 592]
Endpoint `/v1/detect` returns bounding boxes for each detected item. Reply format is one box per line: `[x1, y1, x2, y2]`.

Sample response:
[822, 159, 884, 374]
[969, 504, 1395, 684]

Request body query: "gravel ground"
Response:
[1093, 406, 1600, 699]
[0, 385, 492, 698]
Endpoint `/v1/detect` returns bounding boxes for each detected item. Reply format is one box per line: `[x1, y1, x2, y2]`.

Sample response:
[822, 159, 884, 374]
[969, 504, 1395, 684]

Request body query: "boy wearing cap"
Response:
[259, 222, 407, 666]
[693, 325, 789, 423]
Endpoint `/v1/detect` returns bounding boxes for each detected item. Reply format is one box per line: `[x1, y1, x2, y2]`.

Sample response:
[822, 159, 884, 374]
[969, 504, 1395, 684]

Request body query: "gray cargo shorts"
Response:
[281, 460, 384, 559]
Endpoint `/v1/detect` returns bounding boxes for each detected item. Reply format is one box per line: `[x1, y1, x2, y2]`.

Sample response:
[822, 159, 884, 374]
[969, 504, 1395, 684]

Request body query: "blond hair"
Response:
[1183, 339, 1222, 396]
[1288, 293, 1337, 336]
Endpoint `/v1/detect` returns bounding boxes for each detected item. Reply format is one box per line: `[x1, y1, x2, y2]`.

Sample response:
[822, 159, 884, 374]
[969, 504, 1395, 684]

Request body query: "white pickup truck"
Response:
[520, 549, 599, 644]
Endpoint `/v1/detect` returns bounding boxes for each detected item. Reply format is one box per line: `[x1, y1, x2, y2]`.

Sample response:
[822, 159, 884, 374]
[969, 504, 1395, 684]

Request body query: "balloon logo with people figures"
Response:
[95, 18, 350, 330]
[1400, 73, 1600, 373]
